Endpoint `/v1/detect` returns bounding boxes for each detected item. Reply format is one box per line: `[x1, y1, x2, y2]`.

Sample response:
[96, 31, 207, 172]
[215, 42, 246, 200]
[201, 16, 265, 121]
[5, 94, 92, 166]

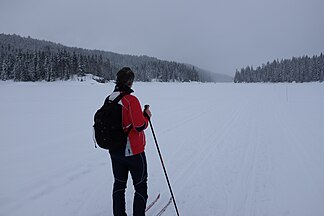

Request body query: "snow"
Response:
[1, 81, 324, 216]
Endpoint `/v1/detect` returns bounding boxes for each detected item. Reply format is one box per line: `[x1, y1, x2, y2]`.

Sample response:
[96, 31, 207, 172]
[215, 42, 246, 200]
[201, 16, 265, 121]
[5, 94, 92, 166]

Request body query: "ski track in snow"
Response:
[1, 82, 324, 216]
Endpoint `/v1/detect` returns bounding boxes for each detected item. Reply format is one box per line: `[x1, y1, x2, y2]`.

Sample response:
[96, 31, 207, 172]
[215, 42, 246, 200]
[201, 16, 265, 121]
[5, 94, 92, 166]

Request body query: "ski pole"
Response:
[144, 105, 180, 216]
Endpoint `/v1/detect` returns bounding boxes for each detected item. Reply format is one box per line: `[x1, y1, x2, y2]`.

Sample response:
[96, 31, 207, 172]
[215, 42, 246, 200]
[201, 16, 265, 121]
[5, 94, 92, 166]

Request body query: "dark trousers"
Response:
[110, 151, 148, 216]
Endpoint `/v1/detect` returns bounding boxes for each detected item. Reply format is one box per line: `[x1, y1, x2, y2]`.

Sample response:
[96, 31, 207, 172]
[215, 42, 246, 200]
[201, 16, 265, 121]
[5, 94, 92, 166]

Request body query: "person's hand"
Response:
[144, 105, 152, 119]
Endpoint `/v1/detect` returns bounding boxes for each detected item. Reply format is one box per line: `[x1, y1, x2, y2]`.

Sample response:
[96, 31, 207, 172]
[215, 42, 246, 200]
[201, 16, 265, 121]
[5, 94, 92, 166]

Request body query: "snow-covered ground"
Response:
[1, 81, 324, 216]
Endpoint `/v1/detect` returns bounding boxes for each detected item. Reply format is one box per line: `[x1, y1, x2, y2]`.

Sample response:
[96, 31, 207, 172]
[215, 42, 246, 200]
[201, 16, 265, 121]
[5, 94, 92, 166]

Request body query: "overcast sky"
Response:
[1, 0, 323, 76]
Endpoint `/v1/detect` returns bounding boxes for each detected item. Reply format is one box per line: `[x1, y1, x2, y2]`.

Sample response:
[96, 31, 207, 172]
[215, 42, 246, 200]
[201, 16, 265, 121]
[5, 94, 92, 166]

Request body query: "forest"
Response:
[234, 54, 324, 83]
[0, 34, 199, 82]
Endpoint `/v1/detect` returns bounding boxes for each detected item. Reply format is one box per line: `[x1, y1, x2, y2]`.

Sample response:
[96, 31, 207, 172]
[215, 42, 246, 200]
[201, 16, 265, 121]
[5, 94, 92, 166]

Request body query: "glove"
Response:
[143, 105, 152, 119]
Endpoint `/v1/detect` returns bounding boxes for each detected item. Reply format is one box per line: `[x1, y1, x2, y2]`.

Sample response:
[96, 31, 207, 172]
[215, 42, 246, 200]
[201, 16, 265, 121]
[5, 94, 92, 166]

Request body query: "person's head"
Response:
[116, 67, 135, 87]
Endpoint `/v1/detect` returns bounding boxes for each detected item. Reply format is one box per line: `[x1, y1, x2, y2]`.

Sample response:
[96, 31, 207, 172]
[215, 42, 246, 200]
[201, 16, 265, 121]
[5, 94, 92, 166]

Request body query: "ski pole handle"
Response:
[144, 104, 150, 119]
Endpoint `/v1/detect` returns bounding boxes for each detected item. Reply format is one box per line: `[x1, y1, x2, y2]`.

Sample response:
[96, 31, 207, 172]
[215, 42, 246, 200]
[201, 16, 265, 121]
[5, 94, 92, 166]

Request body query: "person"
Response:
[108, 67, 152, 216]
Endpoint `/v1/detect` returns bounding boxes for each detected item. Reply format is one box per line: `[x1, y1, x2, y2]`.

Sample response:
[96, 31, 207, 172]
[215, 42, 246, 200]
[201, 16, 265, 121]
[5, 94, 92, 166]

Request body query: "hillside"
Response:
[0, 34, 232, 82]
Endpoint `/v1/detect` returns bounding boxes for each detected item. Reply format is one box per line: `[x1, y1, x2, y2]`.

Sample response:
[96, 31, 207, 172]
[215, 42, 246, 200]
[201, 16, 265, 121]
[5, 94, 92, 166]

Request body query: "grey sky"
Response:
[1, 0, 323, 76]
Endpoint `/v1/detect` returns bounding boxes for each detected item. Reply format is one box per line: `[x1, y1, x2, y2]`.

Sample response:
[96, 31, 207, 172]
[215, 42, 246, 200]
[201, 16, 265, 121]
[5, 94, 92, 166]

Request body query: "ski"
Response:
[145, 194, 160, 212]
[155, 197, 172, 216]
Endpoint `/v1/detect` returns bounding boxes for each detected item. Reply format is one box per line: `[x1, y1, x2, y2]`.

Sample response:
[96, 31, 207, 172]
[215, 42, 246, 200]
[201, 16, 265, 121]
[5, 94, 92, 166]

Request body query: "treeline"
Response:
[0, 34, 199, 82]
[234, 54, 324, 83]
[0, 48, 114, 82]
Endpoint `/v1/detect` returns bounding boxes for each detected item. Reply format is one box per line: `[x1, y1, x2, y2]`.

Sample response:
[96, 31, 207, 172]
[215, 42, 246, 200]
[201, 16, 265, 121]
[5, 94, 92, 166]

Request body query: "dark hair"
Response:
[116, 67, 135, 86]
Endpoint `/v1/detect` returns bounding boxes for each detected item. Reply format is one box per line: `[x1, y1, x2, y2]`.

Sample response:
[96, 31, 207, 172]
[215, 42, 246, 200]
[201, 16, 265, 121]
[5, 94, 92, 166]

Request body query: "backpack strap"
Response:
[112, 92, 127, 104]
[104, 92, 127, 106]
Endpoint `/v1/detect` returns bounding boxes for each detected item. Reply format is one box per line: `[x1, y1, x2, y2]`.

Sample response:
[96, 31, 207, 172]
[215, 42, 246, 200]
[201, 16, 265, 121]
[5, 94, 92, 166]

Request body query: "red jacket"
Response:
[109, 87, 148, 156]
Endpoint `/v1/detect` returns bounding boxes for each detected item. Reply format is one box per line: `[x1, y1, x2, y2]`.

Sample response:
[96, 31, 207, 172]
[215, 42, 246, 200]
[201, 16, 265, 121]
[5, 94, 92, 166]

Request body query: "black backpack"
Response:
[93, 92, 129, 150]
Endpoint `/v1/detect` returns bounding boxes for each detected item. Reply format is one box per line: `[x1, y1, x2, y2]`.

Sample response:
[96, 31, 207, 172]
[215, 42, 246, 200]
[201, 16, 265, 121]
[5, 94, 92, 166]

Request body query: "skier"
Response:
[108, 67, 151, 216]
